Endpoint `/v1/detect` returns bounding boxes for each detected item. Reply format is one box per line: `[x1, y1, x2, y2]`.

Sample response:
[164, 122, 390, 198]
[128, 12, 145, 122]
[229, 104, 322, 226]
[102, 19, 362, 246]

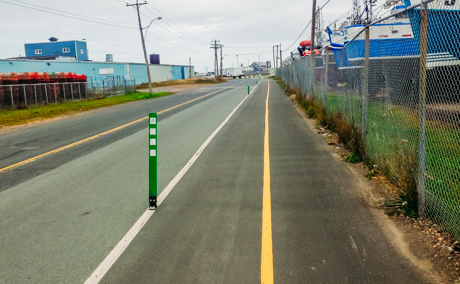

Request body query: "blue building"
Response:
[24, 38, 88, 61]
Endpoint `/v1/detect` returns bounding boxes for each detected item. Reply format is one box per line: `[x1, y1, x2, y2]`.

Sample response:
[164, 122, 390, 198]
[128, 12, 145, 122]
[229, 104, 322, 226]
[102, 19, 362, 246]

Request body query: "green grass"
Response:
[278, 75, 460, 237]
[326, 91, 460, 236]
[0, 92, 172, 128]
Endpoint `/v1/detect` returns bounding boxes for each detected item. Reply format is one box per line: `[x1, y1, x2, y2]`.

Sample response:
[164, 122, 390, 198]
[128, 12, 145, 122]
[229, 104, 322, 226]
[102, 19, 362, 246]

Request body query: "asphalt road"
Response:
[0, 79, 428, 283]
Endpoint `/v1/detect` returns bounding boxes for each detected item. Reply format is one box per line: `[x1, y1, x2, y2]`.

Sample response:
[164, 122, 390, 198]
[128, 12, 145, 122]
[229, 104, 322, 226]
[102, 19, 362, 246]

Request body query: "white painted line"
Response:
[149, 150, 157, 157]
[149, 128, 156, 135]
[149, 139, 157, 146]
[84, 83, 256, 284]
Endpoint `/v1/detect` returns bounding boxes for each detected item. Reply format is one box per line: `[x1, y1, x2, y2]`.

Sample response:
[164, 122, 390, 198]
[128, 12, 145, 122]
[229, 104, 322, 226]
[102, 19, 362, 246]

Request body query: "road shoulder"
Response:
[281, 79, 445, 283]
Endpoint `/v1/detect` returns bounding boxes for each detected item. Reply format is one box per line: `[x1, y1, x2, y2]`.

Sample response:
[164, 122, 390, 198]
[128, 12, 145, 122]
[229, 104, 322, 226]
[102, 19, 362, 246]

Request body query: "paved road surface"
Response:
[0, 79, 428, 283]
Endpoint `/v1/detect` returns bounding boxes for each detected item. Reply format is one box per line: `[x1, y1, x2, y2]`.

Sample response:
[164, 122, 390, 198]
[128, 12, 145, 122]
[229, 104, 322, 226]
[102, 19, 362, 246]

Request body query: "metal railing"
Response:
[0, 79, 137, 109]
[278, 1, 460, 239]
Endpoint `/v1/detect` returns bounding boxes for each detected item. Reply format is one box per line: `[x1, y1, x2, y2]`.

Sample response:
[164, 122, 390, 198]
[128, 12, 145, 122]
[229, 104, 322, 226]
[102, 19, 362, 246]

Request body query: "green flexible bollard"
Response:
[247, 78, 250, 94]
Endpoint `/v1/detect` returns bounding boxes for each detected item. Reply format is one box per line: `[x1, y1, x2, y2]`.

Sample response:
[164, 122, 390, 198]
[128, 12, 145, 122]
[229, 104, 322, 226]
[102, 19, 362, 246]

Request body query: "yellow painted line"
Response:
[0, 83, 240, 174]
[261, 79, 274, 284]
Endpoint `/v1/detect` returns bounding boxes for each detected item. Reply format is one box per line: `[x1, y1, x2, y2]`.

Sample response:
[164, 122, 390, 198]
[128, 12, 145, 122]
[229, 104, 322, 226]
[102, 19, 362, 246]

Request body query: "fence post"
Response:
[124, 79, 127, 94]
[63, 83, 66, 102]
[23, 85, 27, 107]
[45, 84, 49, 104]
[362, 26, 370, 146]
[34, 85, 38, 105]
[324, 51, 329, 108]
[10, 86, 14, 106]
[54, 84, 57, 103]
[417, 2, 428, 217]
[71, 84, 74, 102]
[103, 81, 106, 97]
[79, 83, 81, 100]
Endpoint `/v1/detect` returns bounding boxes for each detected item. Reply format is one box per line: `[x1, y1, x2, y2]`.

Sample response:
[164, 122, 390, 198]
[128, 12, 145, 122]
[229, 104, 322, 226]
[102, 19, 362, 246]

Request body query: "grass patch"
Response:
[0, 92, 172, 128]
[273, 76, 286, 90]
[137, 77, 226, 90]
[276, 75, 460, 238]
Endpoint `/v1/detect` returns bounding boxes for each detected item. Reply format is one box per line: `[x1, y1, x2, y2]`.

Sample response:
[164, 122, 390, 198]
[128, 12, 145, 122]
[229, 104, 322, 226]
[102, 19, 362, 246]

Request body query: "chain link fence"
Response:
[0, 79, 137, 110]
[278, 0, 460, 239]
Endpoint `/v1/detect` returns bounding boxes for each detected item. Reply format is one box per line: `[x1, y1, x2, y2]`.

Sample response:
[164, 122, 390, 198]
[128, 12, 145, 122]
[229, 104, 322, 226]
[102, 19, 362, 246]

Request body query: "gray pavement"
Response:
[0, 79, 255, 192]
[100, 80, 427, 283]
[0, 79, 429, 283]
[0, 80, 253, 283]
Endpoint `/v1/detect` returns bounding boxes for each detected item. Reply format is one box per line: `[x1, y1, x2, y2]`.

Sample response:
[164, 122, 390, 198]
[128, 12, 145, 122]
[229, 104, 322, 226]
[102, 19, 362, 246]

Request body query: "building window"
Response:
[35, 49, 42, 55]
[80, 49, 84, 54]
[62, 47, 70, 53]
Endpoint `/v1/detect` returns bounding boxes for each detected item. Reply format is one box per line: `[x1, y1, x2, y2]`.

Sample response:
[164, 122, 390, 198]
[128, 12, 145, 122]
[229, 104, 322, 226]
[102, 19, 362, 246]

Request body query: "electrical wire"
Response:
[139, 10, 207, 45]
[282, 20, 312, 52]
[283, 0, 336, 53]
[145, 30, 200, 54]
[9, 0, 137, 27]
[226, 51, 274, 56]
[1, 0, 137, 29]
[143, 5, 208, 45]
[143, 6, 204, 44]
[147, 2, 208, 44]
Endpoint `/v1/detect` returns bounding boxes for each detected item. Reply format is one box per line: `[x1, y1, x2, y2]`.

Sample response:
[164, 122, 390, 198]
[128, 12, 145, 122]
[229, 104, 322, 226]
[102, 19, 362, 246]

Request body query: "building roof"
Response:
[25, 40, 87, 45]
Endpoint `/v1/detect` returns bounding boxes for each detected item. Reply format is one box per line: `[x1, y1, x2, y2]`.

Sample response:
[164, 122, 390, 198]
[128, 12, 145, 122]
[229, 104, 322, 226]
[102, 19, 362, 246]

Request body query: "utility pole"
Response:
[220, 44, 223, 77]
[236, 54, 239, 68]
[127, 0, 153, 94]
[279, 43, 282, 67]
[275, 46, 278, 69]
[210, 40, 220, 78]
[189, 57, 192, 78]
[273, 46, 276, 70]
[310, 0, 317, 96]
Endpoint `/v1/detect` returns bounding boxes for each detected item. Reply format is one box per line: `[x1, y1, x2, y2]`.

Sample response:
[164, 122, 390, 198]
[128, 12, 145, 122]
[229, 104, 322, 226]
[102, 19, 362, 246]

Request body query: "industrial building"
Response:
[1, 38, 194, 84]
[23, 37, 89, 61]
[250, 62, 268, 72]
[0, 59, 194, 84]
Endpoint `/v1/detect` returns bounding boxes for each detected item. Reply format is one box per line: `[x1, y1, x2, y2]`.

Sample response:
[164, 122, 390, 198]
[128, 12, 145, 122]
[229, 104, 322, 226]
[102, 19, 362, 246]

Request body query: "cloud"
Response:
[0, 0, 386, 72]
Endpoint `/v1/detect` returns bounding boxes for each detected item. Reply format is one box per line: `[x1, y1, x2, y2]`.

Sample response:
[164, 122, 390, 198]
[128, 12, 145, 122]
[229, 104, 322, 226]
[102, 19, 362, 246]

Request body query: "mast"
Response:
[352, 0, 361, 24]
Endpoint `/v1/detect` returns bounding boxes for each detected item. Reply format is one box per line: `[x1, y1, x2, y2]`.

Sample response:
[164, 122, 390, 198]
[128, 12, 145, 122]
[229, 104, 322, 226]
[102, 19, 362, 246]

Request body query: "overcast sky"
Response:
[0, 0, 387, 73]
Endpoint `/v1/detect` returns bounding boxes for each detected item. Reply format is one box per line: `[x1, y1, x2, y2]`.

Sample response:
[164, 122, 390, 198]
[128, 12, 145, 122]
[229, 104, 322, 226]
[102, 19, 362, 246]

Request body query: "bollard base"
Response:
[149, 196, 157, 210]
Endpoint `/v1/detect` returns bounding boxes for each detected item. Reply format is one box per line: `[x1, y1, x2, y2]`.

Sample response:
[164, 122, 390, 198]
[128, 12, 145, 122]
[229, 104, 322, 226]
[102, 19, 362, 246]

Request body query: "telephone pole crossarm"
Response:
[127, 0, 153, 94]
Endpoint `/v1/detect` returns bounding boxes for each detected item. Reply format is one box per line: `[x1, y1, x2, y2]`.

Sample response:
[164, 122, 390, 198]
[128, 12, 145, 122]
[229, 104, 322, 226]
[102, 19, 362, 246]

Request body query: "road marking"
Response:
[0, 82, 241, 174]
[84, 83, 256, 284]
[261, 79, 274, 284]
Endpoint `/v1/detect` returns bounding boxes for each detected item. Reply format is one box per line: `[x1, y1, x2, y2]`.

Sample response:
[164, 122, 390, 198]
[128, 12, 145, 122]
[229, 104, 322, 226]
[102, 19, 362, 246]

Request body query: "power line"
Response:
[145, 30, 200, 54]
[140, 10, 207, 45]
[8, 0, 137, 27]
[143, 6, 208, 45]
[283, 20, 312, 52]
[226, 51, 274, 56]
[147, 3, 208, 44]
[283, 0, 334, 52]
[0, 0, 137, 29]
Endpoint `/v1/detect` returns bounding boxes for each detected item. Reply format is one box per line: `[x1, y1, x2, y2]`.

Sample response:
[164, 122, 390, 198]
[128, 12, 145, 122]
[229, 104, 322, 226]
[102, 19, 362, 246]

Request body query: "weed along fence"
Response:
[0, 72, 136, 110]
[277, 1, 460, 240]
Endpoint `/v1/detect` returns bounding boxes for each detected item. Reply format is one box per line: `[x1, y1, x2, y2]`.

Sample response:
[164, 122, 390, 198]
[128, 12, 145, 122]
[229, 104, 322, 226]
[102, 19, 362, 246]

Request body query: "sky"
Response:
[0, 0, 387, 73]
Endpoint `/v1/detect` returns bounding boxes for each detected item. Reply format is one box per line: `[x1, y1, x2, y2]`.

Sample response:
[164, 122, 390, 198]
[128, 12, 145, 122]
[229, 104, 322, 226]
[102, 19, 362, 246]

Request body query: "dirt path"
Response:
[138, 84, 213, 94]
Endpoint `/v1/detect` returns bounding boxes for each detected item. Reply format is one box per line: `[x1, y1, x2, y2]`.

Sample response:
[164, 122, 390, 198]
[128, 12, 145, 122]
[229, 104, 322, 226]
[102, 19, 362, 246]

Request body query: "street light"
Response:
[140, 16, 161, 94]
[236, 55, 239, 68]
[145, 17, 162, 39]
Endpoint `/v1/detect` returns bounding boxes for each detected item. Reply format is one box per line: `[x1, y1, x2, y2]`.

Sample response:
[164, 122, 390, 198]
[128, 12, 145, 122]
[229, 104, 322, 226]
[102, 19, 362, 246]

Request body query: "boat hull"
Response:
[404, 0, 460, 67]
